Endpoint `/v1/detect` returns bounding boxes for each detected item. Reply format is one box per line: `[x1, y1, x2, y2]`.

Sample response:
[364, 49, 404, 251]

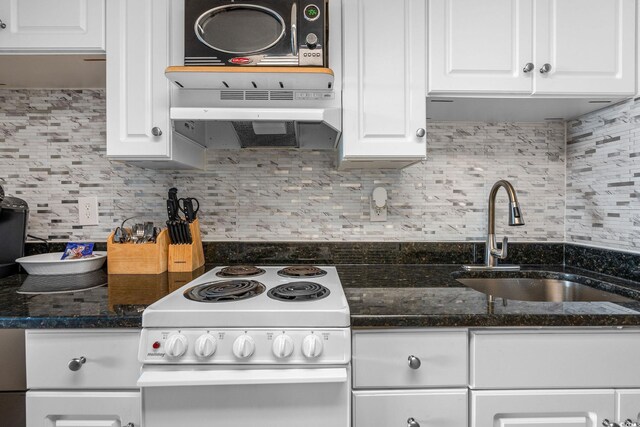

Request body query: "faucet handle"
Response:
[491, 236, 509, 259]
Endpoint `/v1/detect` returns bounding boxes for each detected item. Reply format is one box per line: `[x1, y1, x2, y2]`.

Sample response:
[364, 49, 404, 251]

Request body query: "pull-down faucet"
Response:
[463, 180, 525, 271]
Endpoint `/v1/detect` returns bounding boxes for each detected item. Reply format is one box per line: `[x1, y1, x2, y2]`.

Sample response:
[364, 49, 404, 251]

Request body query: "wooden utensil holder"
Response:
[107, 228, 169, 275]
[168, 219, 205, 273]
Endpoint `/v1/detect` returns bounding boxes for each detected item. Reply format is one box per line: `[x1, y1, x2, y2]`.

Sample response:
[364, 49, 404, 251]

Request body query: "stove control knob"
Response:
[272, 334, 294, 358]
[233, 335, 255, 359]
[165, 334, 188, 358]
[302, 334, 323, 358]
[195, 334, 217, 358]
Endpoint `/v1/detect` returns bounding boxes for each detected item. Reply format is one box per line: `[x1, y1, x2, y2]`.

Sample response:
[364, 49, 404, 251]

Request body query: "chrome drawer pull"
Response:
[602, 420, 620, 427]
[407, 417, 420, 427]
[408, 355, 421, 369]
[68, 356, 86, 371]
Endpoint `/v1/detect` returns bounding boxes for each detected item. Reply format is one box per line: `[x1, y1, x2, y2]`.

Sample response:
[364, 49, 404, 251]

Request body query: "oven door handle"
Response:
[137, 367, 347, 388]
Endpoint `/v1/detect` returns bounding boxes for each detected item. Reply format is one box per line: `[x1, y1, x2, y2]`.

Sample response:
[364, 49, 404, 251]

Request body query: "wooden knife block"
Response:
[107, 228, 169, 275]
[168, 219, 205, 273]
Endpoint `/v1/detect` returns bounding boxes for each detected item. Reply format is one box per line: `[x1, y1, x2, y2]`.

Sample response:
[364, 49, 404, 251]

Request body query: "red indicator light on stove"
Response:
[230, 57, 252, 65]
[152, 341, 161, 349]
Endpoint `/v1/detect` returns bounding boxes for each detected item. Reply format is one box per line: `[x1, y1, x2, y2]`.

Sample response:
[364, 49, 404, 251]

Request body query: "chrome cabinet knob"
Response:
[68, 357, 86, 371]
[0, 19, 6, 29]
[416, 128, 426, 138]
[623, 420, 639, 427]
[151, 127, 163, 137]
[408, 355, 421, 369]
[523, 62, 534, 73]
[603, 420, 621, 427]
[407, 417, 420, 427]
[539, 63, 552, 74]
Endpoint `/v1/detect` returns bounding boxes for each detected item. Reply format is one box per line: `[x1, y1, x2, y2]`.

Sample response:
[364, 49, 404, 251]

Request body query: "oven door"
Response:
[138, 366, 350, 427]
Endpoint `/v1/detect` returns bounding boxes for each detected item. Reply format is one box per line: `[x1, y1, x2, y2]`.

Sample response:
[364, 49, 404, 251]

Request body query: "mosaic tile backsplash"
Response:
[566, 98, 640, 252]
[0, 89, 566, 243]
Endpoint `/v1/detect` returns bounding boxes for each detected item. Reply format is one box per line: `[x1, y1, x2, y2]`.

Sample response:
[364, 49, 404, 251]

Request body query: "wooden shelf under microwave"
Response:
[165, 66, 335, 91]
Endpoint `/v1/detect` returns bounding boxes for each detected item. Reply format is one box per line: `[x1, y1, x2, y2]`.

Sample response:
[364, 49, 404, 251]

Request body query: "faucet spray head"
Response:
[509, 202, 525, 226]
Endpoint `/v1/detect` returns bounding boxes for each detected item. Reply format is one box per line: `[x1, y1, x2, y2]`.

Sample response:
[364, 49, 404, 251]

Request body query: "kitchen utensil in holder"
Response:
[107, 228, 169, 274]
[168, 219, 205, 272]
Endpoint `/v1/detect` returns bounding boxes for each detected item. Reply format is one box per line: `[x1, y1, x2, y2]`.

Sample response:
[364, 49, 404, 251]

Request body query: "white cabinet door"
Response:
[428, 0, 534, 94]
[0, 0, 104, 52]
[340, 0, 427, 168]
[354, 389, 468, 427]
[471, 390, 616, 427]
[534, 0, 636, 95]
[617, 390, 640, 426]
[106, 0, 171, 160]
[27, 391, 140, 427]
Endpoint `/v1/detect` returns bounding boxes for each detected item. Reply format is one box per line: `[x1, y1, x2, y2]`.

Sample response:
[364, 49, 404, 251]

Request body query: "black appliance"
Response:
[184, 0, 328, 67]
[0, 185, 29, 279]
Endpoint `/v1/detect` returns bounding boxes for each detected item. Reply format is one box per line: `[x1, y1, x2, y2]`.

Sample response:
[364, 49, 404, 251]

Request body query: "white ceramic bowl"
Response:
[16, 252, 107, 276]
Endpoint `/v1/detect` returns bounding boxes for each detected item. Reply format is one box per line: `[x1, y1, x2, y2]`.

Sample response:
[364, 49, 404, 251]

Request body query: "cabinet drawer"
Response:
[26, 330, 140, 390]
[353, 330, 468, 388]
[27, 391, 140, 427]
[471, 330, 640, 389]
[471, 390, 615, 427]
[354, 389, 467, 427]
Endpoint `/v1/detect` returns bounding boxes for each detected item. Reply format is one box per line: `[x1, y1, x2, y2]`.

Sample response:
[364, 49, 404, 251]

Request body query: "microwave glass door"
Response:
[195, 5, 286, 54]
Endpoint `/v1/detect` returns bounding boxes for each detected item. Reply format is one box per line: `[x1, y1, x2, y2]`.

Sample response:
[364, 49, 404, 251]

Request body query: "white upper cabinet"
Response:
[106, 0, 171, 160]
[428, 0, 637, 97]
[340, 0, 427, 169]
[0, 0, 105, 53]
[106, 0, 204, 169]
[428, 0, 534, 94]
[534, 0, 636, 95]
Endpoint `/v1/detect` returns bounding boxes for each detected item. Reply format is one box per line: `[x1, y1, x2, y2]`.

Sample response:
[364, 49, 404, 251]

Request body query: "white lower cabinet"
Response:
[617, 390, 640, 425]
[471, 389, 615, 427]
[26, 330, 142, 427]
[354, 389, 467, 427]
[352, 330, 468, 427]
[27, 391, 140, 427]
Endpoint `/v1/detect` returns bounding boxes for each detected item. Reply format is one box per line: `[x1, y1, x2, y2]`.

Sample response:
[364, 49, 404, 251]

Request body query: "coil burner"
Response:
[216, 265, 266, 278]
[184, 280, 266, 302]
[277, 266, 327, 278]
[267, 281, 330, 302]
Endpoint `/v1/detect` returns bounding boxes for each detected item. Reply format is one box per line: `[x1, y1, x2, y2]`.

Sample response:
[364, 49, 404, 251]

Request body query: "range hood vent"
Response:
[167, 67, 341, 150]
[220, 90, 295, 101]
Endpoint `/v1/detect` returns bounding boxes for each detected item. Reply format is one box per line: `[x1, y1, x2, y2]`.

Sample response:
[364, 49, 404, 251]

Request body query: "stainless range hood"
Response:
[167, 67, 342, 150]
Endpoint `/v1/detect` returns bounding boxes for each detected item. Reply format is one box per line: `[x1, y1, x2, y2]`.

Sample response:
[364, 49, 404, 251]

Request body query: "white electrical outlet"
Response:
[78, 196, 99, 226]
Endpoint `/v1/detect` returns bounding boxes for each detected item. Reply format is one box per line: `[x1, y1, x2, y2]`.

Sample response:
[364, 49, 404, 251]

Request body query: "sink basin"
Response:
[455, 277, 634, 303]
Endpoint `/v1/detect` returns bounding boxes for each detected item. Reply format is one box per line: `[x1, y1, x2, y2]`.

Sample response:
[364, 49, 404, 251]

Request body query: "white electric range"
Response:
[138, 265, 351, 427]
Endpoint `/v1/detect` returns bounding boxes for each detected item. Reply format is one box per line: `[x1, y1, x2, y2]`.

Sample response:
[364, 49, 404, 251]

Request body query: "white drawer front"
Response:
[27, 391, 140, 427]
[353, 330, 468, 388]
[471, 390, 615, 427]
[26, 330, 140, 390]
[471, 330, 640, 389]
[354, 389, 467, 427]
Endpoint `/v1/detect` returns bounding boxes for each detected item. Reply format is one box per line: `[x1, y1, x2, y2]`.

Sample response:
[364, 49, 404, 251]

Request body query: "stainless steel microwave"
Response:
[184, 0, 328, 67]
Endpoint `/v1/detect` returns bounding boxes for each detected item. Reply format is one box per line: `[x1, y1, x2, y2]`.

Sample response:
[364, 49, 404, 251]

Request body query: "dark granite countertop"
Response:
[2, 264, 640, 329]
[342, 265, 640, 328]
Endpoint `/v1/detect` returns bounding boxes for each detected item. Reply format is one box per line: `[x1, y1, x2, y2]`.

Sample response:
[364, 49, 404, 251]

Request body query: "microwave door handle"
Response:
[291, 3, 298, 56]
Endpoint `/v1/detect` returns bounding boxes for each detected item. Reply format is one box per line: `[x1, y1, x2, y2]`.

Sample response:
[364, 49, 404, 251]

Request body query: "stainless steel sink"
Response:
[455, 277, 634, 303]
